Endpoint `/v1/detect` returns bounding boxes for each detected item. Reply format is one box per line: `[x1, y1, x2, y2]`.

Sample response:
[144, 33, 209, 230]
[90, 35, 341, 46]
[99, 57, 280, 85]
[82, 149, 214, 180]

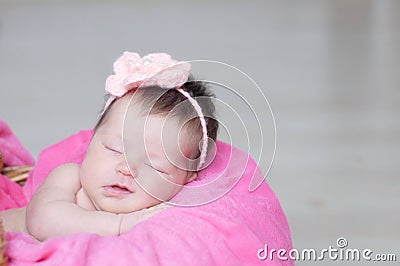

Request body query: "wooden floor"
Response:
[0, 1, 399, 264]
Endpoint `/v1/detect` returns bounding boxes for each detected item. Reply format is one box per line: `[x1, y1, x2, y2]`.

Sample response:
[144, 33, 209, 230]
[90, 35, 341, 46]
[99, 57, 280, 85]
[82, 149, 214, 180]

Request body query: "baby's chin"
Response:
[96, 198, 162, 214]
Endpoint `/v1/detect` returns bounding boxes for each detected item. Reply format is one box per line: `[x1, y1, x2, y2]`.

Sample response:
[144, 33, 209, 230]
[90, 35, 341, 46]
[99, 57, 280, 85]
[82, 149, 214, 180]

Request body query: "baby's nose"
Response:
[116, 161, 133, 177]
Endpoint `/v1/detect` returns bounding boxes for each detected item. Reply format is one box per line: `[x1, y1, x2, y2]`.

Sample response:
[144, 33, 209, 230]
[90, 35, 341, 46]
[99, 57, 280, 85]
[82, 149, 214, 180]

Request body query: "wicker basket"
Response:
[0, 219, 6, 266]
[0, 152, 33, 186]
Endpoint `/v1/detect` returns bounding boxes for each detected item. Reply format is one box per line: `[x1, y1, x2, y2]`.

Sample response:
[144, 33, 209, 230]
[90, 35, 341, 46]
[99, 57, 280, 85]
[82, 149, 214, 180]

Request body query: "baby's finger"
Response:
[139, 203, 169, 220]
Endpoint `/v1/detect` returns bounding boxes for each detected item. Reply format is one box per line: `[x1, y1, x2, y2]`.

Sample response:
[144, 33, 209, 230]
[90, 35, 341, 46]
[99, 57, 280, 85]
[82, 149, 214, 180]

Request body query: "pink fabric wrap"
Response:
[0, 120, 34, 209]
[1, 127, 293, 265]
[0, 120, 35, 167]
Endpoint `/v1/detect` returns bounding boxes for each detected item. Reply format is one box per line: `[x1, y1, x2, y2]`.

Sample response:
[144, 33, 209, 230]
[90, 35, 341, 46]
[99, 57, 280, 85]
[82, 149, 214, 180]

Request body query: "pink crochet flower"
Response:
[105, 52, 191, 98]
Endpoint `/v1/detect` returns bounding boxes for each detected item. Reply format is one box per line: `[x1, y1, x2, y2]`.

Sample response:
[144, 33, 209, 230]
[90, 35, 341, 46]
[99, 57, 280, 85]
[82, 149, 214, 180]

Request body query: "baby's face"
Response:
[80, 95, 197, 213]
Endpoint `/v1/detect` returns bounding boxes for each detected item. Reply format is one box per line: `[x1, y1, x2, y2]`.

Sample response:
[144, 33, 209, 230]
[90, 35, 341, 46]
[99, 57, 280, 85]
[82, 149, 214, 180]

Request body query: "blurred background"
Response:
[0, 0, 399, 264]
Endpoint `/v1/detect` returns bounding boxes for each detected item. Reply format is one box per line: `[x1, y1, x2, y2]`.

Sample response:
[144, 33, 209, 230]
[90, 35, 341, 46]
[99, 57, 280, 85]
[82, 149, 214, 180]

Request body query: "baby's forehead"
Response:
[100, 95, 196, 146]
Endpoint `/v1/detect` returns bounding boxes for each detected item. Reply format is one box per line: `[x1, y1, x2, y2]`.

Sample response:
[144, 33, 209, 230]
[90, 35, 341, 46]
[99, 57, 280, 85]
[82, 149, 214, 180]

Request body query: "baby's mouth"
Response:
[103, 184, 134, 197]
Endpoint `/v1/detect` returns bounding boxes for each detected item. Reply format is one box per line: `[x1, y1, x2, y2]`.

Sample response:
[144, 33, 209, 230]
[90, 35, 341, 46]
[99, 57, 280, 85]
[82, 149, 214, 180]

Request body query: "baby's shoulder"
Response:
[50, 163, 80, 175]
[49, 163, 79, 176]
[44, 163, 81, 188]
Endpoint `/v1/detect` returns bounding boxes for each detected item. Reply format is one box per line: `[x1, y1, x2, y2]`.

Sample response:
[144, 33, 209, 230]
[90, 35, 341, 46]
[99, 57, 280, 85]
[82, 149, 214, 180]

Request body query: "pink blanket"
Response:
[1, 122, 293, 265]
[0, 120, 34, 210]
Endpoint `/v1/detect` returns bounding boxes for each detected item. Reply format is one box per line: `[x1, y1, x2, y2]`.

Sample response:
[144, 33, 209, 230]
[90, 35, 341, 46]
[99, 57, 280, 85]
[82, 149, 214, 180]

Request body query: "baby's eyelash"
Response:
[104, 145, 122, 154]
[145, 163, 168, 174]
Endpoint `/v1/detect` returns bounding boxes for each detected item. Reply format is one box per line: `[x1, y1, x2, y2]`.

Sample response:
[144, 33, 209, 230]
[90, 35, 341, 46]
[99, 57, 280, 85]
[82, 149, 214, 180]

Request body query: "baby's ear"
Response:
[185, 171, 197, 184]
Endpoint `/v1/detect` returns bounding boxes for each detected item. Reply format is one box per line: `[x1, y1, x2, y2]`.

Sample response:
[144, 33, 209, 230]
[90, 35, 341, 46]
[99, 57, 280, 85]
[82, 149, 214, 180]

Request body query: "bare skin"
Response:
[0, 93, 197, 241]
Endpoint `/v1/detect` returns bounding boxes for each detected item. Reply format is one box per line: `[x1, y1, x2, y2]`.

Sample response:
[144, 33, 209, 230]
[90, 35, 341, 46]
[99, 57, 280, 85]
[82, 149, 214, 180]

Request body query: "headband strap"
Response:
[103, 52, 208, 169]
[175, 88, 208, 168]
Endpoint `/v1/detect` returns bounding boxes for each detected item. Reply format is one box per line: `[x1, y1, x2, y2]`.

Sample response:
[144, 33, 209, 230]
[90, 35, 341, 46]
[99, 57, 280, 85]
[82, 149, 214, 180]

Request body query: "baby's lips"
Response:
[116, 183, 135, 193]
[106, 183, 135, 193]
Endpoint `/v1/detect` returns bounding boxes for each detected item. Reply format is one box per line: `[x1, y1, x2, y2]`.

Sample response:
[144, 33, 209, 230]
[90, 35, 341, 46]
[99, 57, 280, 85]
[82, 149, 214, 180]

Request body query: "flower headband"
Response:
[104, 52, 208, 169]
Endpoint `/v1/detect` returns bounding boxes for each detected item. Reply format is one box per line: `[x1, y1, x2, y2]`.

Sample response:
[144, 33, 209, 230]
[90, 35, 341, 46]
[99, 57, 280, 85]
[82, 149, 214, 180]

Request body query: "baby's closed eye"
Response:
[103, 143, 123, 154]
[144, 163, 169, 175]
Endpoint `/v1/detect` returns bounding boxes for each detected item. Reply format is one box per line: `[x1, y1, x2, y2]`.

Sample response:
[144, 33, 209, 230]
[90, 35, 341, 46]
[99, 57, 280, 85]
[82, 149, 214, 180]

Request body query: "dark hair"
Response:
[94, 76, 218, 160]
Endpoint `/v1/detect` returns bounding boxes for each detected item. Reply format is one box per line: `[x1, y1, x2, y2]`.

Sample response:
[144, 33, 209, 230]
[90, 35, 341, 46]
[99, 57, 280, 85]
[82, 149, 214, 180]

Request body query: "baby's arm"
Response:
[118, 203, 169, 235]
[26, 164, 120, 241]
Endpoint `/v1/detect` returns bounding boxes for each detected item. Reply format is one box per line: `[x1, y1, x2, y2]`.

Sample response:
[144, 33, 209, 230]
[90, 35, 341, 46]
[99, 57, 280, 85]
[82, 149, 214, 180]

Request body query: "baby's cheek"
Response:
[166, 174, 188, 194]
[174, 170, 192, 185]
[140, 173, 182, 201]
[76, 188, 96, 211]
[78, 172, 90, 190]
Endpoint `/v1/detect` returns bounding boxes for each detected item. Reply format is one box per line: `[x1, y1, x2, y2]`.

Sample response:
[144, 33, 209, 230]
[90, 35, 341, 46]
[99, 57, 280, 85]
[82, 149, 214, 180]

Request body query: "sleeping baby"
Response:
[0, 52, 218, 241]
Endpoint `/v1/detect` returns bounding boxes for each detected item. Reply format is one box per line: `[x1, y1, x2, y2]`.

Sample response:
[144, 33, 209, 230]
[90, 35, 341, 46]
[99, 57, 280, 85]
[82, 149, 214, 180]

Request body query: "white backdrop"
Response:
[1, 1, 399, 265]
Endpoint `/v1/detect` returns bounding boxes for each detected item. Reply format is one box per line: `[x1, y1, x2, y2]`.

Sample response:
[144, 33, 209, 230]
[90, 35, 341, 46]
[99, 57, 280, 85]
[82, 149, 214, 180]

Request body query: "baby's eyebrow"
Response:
[146, 153, 173, 168]
[146, 148, 165, 159]
[101, 135, 124, 149]
[100, 133, 122, 142]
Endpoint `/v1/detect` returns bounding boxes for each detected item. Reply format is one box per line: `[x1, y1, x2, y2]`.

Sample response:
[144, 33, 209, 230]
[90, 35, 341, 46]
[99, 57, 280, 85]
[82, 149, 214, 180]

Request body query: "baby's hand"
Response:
[137, 203, 170, 222]
[118, 203, 169, 235]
